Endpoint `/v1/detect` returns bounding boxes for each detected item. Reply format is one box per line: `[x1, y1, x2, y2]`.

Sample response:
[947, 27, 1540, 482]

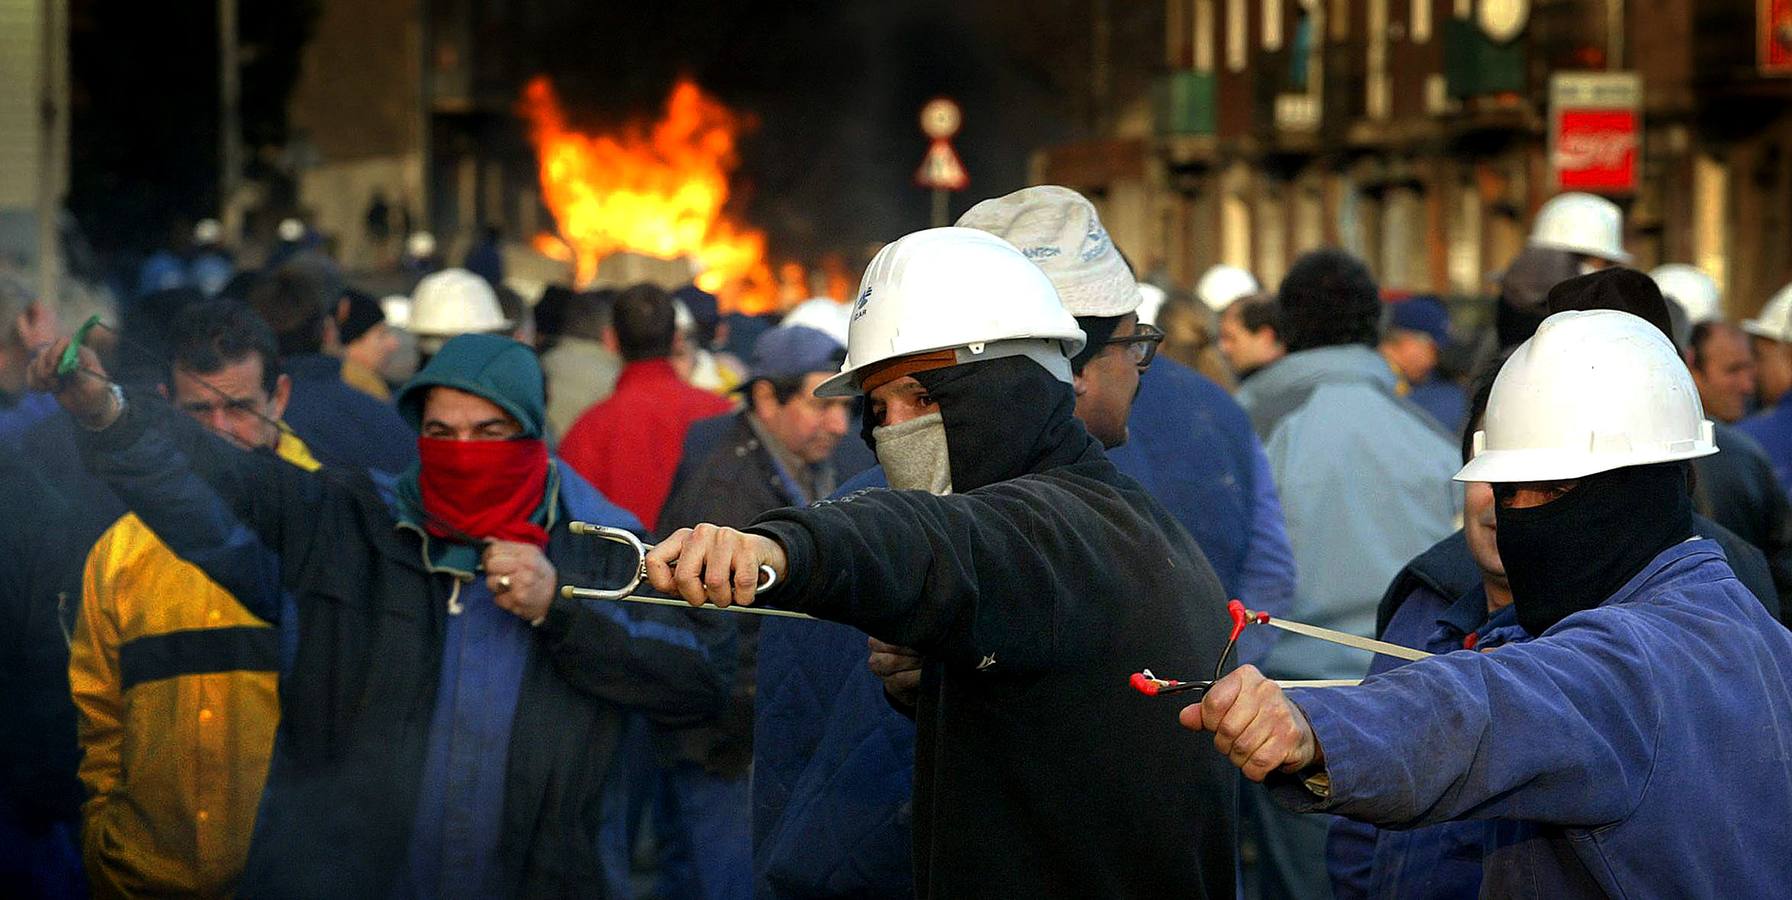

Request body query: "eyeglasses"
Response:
[1096, 322, 1164, 369]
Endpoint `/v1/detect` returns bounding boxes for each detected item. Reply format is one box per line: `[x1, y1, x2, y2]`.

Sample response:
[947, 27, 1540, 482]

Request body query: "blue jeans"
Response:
[598, 715, 657, 899]
[651, 761, 752, 900]
[599, 717, 753, 900]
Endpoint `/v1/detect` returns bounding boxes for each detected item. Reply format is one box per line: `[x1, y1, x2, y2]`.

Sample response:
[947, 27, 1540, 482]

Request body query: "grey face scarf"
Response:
[874, 411, 953, 495]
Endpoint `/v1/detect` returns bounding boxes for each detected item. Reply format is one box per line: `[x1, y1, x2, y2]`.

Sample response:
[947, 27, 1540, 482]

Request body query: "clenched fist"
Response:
[27, 338, 120, 429]
[1178, 665, 1322, 782]
[644, 523, 787, 608]
[484, 540, 556, 624]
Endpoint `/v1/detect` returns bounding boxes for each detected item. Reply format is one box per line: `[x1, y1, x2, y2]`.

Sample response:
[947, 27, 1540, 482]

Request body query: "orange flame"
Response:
[532, 233, 574, 263]
[518, 76, 779, 313]
[820, 254, 852, 304]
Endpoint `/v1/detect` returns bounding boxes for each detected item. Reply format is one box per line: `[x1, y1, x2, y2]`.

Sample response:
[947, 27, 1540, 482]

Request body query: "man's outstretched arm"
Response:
[30, 341, 326, 620]
[644, 483, 1126, 672]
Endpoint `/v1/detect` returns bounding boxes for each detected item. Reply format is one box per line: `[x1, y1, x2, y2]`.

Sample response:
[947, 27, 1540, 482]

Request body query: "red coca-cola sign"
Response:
[1555, 109, 1639, 192]
[1764, 0, 1792, 73]
[1549, 73, 1641, 195]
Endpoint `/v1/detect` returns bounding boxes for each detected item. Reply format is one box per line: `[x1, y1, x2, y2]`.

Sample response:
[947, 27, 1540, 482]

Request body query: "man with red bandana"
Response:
[29, 332, 727, 899]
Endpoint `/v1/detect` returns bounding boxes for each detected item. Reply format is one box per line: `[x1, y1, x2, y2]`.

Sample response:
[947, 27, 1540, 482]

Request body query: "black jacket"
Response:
[747, 357, 1237, 899]
[76, 397, 727, 898]
[664, 411, 808, 535]
[0, 456, 86, 832]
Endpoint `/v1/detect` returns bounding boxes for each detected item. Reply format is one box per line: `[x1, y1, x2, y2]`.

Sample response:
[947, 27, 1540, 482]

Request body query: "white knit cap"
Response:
[956, 185, 1141, 317]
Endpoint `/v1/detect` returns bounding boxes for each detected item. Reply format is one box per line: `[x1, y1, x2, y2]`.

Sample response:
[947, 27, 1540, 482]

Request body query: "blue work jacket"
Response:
[1739, 391, 1792, 492]
[280, 354, 417, 477]
[1326, 531, 1528, 900]
[1277, 539, 1792, 898]
[1407, 375, 1468, 434]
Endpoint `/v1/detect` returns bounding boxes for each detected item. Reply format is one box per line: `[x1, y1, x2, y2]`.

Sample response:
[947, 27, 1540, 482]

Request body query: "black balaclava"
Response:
[1495, 462, 1693, 636]
[859, 354, 1097, 493]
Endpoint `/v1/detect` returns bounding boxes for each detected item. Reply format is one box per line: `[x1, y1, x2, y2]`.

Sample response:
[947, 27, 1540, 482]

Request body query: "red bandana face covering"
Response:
[417, 437, 552, 548]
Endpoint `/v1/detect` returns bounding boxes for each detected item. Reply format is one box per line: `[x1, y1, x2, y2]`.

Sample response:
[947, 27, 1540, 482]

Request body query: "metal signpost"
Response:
[916, 97, 968, 227]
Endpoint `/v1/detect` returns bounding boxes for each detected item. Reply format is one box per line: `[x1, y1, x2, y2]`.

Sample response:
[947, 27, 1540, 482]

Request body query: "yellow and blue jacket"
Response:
[69, 430, 318, 898]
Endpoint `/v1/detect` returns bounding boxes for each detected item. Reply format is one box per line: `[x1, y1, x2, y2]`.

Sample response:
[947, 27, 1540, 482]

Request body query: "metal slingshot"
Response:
[559, 522, 815, 619]
[1130, 600, 1419, 698]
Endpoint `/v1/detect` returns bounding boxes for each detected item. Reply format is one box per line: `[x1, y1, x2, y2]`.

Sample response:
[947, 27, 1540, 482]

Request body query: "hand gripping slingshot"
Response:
[1129, 600, 1431, 698]
[559, 522, 816, 619]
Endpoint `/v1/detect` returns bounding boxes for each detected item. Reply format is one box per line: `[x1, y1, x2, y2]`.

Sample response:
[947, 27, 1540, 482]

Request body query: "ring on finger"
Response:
[499, 574, 512, 591]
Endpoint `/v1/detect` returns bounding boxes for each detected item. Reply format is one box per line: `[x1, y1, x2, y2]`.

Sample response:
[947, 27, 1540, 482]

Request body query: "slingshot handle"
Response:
[57, 315, 103, 377]
[1226, 599, 1248, 643]
[566, 521, 780, 593]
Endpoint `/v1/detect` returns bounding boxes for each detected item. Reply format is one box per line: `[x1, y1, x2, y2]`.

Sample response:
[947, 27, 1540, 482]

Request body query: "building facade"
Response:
[0, 0, 67, 300]
[1035, 0, 1792, 317]
[287, 0, 556, 272]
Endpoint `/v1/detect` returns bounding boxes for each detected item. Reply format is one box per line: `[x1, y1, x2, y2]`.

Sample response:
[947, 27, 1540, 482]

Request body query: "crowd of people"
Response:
[1, 183, 1790, 900]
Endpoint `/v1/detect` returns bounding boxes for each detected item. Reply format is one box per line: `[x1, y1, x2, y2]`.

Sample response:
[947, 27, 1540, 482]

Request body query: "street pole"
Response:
[219, 0, 241, 234]
[36, 0, 68, 307]
[917, 98, 966, 228]
[1607, 0, 1624, 69]
[1091, 0, 1110, 132]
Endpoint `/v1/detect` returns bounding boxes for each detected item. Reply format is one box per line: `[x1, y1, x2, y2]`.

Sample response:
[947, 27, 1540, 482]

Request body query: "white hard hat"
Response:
[406, 231, 438, 259]
[1650, 264, 1721, 325]
[407, 268, 511, 352]
[380, 295, 412, 330]
[193, 218, 223, 245]
[814, 227, 1086, 398]
[1135, 283, 1167, 327]
[1743, 281, 1792, 344]
[277, 218, 306, 243]
[782, 297, 851, 348]
[1456, 309, 1716, 483]
[1527, 192, 1631, 264]
[1195, 265, 1260, 312]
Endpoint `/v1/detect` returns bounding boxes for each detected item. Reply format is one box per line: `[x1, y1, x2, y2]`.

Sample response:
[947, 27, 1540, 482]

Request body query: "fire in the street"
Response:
[518, 76, 778, 312]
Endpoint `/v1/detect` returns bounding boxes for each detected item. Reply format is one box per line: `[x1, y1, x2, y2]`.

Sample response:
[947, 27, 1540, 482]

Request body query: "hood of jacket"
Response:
[1235, 344, 1402, 437]
[1373, 530, 1485, 636]
[1238, 344, 1395, 405]
[395, 333, 545, 439]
